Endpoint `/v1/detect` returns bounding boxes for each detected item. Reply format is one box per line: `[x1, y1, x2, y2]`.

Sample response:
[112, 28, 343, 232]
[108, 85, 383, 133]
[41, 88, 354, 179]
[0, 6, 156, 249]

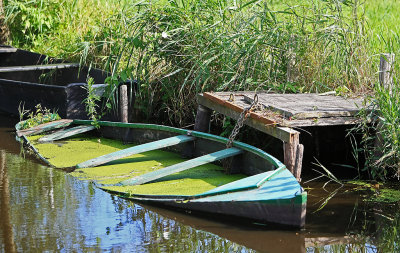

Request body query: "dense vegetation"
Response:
[2, 0, 400, 179]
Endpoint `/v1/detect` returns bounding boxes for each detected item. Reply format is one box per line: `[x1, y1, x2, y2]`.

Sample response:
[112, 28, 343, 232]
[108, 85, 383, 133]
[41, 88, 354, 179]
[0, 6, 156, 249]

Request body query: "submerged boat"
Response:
[16, 119, 307, 228]
[0, 45, 108, 119]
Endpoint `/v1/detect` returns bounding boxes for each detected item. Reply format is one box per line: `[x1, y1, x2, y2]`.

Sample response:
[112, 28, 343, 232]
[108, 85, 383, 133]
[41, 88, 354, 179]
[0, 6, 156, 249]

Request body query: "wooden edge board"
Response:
[287, 117, 361, 127]
[77, 135, 195, 169]
[38, 125, 96, 143]
[0, 63, 80, 73]
[16, 119, 74, 137]
[197, 94, 299, 143]
[119, 147, 243, 186]
[203, 92, 278, 126]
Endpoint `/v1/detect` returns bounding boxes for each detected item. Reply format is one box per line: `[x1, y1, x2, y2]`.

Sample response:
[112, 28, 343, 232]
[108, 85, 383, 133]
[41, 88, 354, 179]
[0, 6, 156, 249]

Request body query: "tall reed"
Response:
[101, 0, 373, 125]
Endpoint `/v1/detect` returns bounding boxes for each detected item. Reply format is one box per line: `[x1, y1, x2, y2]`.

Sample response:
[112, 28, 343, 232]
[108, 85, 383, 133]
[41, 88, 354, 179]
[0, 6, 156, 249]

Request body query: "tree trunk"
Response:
[0, 0, 10, 44]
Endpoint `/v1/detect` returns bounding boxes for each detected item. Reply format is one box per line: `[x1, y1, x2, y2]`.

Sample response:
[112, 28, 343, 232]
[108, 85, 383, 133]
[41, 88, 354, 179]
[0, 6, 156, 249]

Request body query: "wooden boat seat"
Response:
[38, 125, 96, 143]
[0, 63, 80, 73]
[119, 147, 243, 186]
[77, 135, 196, 169]
[16, 119, 74, 137]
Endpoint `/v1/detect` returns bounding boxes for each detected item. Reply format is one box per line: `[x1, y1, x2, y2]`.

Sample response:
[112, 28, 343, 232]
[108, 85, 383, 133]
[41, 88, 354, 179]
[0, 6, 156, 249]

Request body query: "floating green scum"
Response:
[27, 134, 246, 196]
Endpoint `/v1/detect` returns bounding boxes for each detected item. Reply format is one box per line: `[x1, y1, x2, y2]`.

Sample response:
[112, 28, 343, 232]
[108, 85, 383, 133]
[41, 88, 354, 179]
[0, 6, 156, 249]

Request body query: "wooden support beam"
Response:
[16, 119, 73, 137]
[0, 63, 80, 73]
[183, 104, 212, 158]
[119, 84, 129, 123]
[38, 125, 95, 143]
[284, 133, 298, 179]
[119, 147, 243, 186]
[194, 104, 212, 132]
[294, 144, 304, 181]
[77, 135, 195, 169]
[197, 94, 298, 143]
[379, 53, 395, 92]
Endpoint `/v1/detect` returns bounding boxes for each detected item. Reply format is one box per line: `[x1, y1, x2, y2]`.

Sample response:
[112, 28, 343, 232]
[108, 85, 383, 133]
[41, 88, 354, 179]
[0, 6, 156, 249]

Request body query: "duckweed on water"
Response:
[370, 188, 400, 203]
[348, 181, 400, 203]
[26, 134, 246, 196]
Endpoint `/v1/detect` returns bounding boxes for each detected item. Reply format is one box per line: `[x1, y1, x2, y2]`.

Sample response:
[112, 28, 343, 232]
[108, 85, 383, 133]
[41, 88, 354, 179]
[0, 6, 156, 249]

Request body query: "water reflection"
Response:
[0, 113, 399, 252]
[0, 150, 17, 253]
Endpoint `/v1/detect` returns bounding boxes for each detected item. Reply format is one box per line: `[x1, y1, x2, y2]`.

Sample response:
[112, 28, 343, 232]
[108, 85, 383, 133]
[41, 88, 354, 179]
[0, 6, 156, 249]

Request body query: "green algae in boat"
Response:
[16, 119, 307, 228]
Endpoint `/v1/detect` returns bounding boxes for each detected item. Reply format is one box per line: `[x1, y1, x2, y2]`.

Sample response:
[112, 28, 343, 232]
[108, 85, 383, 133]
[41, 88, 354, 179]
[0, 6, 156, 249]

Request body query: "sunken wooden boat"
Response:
[15, 119, 307, 228]
[0, 45, 109, 119]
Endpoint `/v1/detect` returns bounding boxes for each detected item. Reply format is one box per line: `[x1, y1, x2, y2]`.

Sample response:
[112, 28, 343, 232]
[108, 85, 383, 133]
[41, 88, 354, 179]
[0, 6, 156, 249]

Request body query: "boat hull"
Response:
[16, 119, 307, 228]
[0, 48, 108, 118]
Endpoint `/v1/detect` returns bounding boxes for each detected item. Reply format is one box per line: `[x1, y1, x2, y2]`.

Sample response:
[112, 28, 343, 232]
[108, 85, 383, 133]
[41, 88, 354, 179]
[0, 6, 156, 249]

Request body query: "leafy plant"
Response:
[83, 77, 102, 127]
[18, 104, 61, 130]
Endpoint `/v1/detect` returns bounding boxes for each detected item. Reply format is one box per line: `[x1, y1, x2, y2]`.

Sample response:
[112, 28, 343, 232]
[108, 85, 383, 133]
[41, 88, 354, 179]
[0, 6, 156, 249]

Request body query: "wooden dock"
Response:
[195, 92, 367, 181]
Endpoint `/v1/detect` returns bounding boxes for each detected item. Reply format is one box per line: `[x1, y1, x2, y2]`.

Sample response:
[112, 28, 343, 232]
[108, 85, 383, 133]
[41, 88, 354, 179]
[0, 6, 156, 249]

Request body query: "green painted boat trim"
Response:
[72, 120, 285, 170]
[119, 147, 243, 186]
[77, 135, 195, 169]
[193, 167, 286, 198]
[38, 125, 96, 143]
[126, 192, 307, 206]
[101, 167, 290, 201]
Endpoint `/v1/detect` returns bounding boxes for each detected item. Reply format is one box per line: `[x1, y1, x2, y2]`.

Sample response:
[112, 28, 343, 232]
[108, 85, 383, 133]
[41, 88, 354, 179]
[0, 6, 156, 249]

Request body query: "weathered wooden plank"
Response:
[197, 94, 299, 143]
[286, 117, 361, 127]
[120, 147, 243, 186]
[16, 119, 74, 137]
[38, 125, 96, 143]
[0, 47, 17, 53]
[203, 92, 278, 125]
[284, 133, 300, 179]
[77, 135, 195, 168]
[243, 94, 364, 119]
[119, 84, 129, 123]
[0, 63, 80, 73]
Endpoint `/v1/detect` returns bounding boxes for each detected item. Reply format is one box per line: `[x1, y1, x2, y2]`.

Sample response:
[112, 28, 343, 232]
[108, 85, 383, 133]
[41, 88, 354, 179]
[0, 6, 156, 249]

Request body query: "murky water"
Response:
[0, 114, 398, 252]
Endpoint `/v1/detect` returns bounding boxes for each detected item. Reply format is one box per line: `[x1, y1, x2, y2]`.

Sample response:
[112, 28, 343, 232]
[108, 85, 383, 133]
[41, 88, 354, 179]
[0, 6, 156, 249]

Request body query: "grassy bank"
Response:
[4, 0, 400, 179]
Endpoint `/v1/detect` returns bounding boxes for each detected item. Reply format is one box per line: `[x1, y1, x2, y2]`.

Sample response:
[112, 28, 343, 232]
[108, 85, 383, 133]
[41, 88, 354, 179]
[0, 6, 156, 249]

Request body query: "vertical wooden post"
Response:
[284, 132, 303, 182]
[374, 54, 395, 159]
[194, 104, 212, 132]
[183, 105, 212, 159]
[287, 35, 298, 83]
[379, 53, 395, 91]
[119, 84, 129, 123]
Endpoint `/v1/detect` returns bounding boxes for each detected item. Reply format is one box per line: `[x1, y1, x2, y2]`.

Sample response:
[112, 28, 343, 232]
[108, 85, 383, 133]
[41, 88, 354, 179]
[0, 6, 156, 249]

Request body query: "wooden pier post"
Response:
[284, 133, 303, 182]
[194, 105, 212, 132]
[119, 84, 129, 123]
[183, 105, 212, 158]
[375, 53, 395, 159]
[379, 53, 395, 91]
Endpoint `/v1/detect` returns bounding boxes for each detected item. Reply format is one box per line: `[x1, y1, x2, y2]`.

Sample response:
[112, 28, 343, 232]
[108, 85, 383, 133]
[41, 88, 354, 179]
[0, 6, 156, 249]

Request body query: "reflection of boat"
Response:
[16, 119, 307, 228]
[136, 202, 360, 253]
[0, 45, 108, 119]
